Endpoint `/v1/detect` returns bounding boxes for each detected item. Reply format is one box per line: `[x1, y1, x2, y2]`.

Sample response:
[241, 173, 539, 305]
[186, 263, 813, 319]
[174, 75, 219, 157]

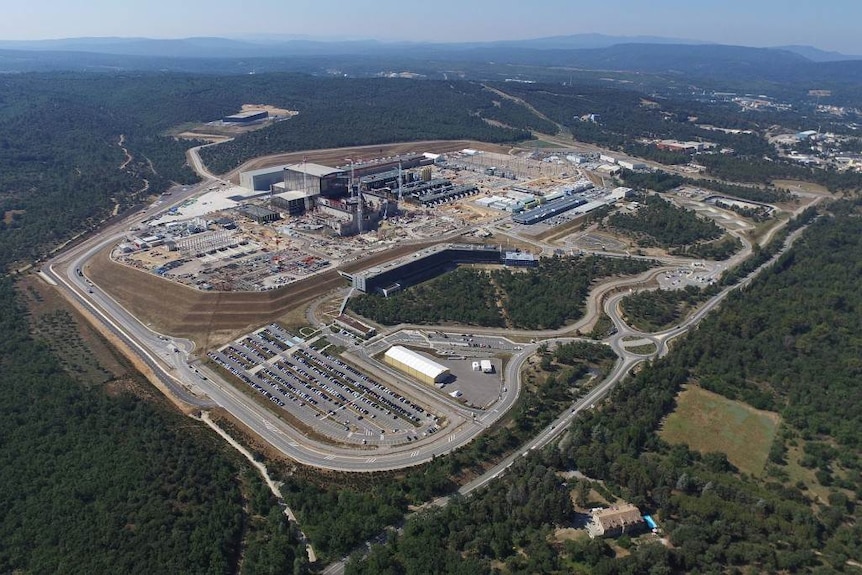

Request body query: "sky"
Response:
[1, 0, 861, 54]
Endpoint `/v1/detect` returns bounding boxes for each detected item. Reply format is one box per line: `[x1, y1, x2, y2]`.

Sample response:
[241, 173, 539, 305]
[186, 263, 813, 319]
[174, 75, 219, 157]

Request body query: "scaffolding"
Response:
[177, 230, 237, 256]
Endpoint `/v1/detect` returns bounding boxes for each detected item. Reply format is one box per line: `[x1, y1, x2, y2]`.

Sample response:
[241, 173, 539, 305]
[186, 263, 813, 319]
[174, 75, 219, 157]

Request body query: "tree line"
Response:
[347, 199, 861, 574]
[350, 256, 655, 330]
[607, 194, 724, 248]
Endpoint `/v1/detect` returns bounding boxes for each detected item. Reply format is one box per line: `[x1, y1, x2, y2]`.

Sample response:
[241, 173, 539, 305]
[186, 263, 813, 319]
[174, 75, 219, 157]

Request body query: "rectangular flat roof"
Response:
[239, 205, 278, 218]
[504, 251, 536, 261]
[225, 110, 268, 119]
[274, 190, 311, 201]
[284, 163, 344, 178]
[355, 243, 499, 279]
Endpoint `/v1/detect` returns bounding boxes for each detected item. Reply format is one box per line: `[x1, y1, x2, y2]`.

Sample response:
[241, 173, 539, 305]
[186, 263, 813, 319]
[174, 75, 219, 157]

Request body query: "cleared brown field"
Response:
[88, 246, 346, 351]
[660, 385, 780, 476]
[88, 234, 488, 351]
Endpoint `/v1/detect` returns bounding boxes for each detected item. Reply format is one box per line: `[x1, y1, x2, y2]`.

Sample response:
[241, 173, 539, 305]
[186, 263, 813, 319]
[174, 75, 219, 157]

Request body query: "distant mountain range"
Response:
[0, 34, 858, 61]
[0, 34, 860, 93]
[774, 45, 862, 62]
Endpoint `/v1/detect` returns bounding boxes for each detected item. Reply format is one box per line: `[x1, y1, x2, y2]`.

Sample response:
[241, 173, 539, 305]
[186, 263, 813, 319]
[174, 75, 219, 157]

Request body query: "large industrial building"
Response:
[348, 243, 502, 293]
[223, 110, 268, 123]
[282, 163, 347, 197]
[512, 196, 588, 225]
[347, 153, 426, 179]
[239, 163, 347, 193]
[384, 346, 450, 384]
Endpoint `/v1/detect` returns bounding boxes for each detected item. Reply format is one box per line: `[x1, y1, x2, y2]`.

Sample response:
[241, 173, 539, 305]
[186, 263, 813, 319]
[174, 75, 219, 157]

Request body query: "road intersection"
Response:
[42, 143, 812, 477]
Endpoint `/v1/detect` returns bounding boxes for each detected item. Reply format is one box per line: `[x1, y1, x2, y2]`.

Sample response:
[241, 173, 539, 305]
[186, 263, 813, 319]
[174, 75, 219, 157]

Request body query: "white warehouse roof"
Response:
[384, 346, 449, 381]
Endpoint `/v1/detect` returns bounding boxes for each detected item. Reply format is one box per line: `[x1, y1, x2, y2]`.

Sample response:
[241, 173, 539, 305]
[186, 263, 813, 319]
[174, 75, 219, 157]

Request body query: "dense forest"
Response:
[349, 256, 655, 330]
[277, 339, 615, 562]
[487, 81, 862, 192]
[348, 200, 861, 574]
[0, 276, 311, 574]
[0, 73, 326, 573]
[198, 79, 533, 173]
[487, 82, 771, 156]
[620, 284, 718, 332]
[621, 169, 795, 204]
[0, 73, 535, 268]
[606, 194, 724, 248]
[1, 68, 859, 573]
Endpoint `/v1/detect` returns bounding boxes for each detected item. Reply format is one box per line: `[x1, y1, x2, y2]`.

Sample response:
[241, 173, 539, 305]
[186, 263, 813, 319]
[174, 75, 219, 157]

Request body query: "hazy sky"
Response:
[2, 0, 861, 53]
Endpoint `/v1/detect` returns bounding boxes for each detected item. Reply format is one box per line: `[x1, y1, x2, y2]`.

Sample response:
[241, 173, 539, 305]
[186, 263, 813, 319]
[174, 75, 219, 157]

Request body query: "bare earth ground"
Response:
[225, 140, 516, 183]
[88, 233, 489, 351]
[172, 104, 299, 141]
[175, 132, 233, 142]
[86, 139, 564, 351]
[20, 276, 126, 380]
[772, 179, 831, 195]
[239, 104, 298, 116]
[660, 385, 780, 476]
[3, 209, 25, 225]
[88, 245, 346, 351]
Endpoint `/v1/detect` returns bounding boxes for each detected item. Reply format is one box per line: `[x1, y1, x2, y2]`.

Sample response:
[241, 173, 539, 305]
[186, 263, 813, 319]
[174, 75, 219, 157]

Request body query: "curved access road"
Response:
[45, 132, 809, 475]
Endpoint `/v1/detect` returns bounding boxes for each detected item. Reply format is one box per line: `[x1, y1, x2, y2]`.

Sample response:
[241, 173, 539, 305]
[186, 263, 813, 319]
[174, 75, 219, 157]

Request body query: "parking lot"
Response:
[366, 330, 511, 408]
[435, 356, 503, 410]
[207, 324, 442, 446]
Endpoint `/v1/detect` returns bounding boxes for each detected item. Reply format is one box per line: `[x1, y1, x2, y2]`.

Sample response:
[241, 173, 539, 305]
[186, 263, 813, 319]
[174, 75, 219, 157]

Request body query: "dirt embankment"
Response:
[88, 246, 345, 350]
[89, 230, 503, 351]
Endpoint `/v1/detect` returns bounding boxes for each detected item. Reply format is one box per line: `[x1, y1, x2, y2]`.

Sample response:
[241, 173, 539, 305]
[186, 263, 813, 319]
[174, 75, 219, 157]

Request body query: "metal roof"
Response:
[284, 163, 345, 178]
[385, 346, 449, 380]
[225, 110, 268, 120]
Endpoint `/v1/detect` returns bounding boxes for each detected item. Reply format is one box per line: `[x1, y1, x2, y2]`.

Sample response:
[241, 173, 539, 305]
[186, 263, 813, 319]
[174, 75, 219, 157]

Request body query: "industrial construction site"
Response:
[77, 138, 792, 452]
[113, 146, 637, 294]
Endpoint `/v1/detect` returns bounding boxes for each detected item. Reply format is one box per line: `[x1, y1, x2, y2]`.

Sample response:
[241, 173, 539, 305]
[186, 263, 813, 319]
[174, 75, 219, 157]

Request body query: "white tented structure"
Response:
[480, 359, 494, 373]
[384, 346, 450, 384]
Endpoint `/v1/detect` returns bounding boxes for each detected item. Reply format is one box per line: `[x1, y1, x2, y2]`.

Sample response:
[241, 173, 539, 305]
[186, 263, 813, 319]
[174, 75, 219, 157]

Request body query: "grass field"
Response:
[660, 385, 780, 476]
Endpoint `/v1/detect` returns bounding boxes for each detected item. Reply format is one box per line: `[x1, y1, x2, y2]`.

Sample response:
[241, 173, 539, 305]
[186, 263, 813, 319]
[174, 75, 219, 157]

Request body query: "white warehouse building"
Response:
[384, 346, 450, 385]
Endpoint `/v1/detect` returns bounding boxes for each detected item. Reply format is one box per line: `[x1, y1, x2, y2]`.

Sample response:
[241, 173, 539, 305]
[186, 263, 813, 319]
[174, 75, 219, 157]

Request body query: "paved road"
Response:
[41, 137, 817, 574]
[319, 209, 815, 575]
[45, 131, 810, 471]
[44, 187, 794, 474]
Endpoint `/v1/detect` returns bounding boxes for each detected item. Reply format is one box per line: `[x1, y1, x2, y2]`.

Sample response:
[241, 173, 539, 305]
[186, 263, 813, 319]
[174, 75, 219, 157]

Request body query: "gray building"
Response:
[224, 110, 268, 123]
